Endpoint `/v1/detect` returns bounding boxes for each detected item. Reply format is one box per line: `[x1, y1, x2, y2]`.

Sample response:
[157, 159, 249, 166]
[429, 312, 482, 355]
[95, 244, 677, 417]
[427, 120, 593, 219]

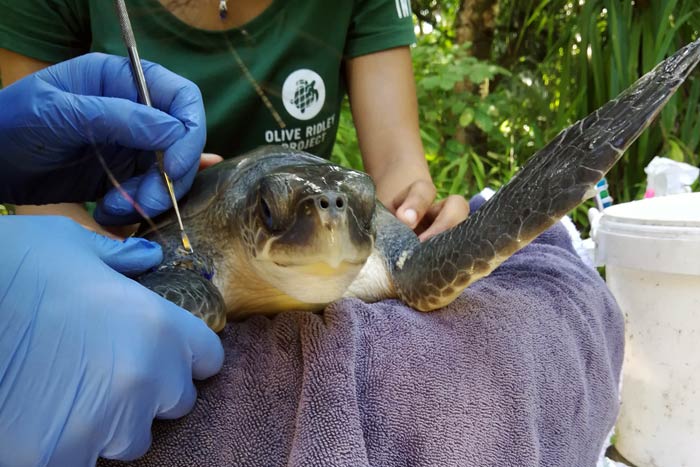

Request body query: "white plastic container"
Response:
[594, 192, 700, 467]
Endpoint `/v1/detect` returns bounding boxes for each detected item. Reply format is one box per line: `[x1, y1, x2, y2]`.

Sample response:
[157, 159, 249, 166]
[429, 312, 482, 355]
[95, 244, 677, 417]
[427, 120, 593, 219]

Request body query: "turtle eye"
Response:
[260, 197, 275, 231]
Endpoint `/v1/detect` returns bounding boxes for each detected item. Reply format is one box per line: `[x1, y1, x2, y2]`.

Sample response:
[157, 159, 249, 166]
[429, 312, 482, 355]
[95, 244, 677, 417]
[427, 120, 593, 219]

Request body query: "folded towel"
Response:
[99, 198, 624, 467]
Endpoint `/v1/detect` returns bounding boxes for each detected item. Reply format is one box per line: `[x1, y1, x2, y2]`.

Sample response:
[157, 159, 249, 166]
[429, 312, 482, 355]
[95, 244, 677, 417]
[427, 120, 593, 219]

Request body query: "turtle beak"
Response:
[259, 190, 373, 269]
[310, 192, 353, 268]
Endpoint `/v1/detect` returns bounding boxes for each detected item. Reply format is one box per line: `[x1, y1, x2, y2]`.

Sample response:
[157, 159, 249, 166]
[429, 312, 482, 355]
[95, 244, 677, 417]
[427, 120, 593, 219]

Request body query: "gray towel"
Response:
[99, 199, 624, 467]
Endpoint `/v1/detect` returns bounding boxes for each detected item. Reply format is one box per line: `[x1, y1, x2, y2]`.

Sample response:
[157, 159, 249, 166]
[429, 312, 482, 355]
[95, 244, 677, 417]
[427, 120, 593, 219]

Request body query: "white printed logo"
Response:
[282, 69, 326, 121]
[394, 0, 411, 18]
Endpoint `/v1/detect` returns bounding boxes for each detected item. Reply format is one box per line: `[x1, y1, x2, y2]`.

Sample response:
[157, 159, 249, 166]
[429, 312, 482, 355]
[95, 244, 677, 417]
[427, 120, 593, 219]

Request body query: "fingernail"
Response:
[403, 209, 417, 226]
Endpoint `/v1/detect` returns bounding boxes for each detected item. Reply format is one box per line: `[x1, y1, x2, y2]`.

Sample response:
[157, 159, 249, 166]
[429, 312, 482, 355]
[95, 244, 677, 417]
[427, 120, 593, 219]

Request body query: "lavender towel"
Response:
[99, 198, 624, 467]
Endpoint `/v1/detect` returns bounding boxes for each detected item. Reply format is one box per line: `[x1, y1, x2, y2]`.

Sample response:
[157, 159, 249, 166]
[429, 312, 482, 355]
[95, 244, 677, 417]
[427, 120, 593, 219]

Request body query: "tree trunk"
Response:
[454, 0, 499, 152]
[455, 0, 499, 61]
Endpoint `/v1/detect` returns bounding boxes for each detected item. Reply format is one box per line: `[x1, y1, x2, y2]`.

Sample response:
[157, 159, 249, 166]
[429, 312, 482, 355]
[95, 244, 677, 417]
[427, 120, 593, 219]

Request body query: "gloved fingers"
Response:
[162, 125, 206, 180]
[0, 424, 70, 467]
[140, 59, 207, 180]
[39, 53, 132, 97]
[60, 92, 187, 152]
[27, 215, 161, 274]
[155, 380, 198, 420]
[46, 417, 102, 467]
[164, 303, 225, 381]
[100, 417, 154, 462]
[139, 59, 206, 153]
[41, 53, 204, 124]
[95, 162, 198, 226]
[92, 53, 203, 122]
[49, 440, 100, 467]
[136, 151, 199, 207]
[45, 389, 107, 467]
[94, 177, 146, 225]
[93, 54, 206, 180]
[84, 228, 163, 275]
[36, 53, 204, 185]
[189, 325, 225, 381]
[159, 160, 199, 202]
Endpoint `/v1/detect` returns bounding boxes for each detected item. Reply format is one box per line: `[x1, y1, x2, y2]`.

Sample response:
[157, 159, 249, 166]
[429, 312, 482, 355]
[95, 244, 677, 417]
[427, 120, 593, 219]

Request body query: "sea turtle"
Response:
[138, 39, 700, 332]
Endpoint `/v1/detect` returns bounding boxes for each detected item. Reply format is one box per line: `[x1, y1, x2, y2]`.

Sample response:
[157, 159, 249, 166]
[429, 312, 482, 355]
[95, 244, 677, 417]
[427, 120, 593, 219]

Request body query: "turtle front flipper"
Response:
[138, 268, 227, 332]
[392, 38, 700, 311]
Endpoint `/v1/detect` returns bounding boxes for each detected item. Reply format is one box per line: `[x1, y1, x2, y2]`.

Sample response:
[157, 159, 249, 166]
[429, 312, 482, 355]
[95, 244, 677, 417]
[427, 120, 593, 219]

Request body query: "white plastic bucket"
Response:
[595, 192, 700, 467]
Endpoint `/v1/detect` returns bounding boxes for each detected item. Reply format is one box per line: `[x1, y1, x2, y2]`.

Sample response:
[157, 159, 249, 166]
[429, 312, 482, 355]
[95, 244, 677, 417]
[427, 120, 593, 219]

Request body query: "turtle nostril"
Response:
[315, 193, 346, 212]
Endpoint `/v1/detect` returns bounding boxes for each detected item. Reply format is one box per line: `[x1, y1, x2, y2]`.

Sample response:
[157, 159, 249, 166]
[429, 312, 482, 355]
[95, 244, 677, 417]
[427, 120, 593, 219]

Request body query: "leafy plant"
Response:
[495, 0, 700, 228]
[412, 39, 513, 197]
[331, 99, 363, 171]
[556, 0, 700, 204]
[334, 1, 700, 233]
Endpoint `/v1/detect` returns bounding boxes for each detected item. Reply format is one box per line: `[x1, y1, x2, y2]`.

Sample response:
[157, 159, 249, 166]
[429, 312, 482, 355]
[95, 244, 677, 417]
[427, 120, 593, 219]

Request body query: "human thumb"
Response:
[395, 179, 436, 230]
[86, 231, 164, 276]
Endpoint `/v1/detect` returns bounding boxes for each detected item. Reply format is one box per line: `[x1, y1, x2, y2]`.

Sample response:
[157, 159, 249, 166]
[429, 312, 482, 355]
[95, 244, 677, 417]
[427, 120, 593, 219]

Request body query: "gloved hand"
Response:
[0, 52, 206, 225]
[0, 216, 224, 466]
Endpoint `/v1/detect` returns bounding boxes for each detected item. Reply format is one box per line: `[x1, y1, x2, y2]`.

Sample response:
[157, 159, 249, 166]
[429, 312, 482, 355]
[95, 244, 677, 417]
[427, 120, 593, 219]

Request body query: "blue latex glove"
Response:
[0, 216, 224, 466]
[0, 52, 206, 225]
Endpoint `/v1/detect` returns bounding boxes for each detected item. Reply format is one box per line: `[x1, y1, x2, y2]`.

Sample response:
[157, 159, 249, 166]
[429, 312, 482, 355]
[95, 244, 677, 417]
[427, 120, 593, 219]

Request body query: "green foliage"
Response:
[495, 0, 700, 227]
[334, 1, 700, 232]
[331, 99, 363, 171]
[412, 39, 513, 197]
[411, 0, 461, 40]
[554, 0, 700, 204]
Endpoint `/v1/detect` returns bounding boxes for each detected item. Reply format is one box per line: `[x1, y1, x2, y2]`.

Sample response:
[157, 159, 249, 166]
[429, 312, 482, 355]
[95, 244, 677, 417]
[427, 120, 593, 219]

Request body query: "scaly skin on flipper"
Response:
[139, 268, 227, 331]
[137, 216, 227, 331]
[391, 38, 700, 311]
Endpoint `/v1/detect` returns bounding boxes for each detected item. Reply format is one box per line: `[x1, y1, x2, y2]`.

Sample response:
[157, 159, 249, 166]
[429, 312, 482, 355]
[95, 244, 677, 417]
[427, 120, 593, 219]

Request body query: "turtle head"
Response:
[244, 162, 376, 305]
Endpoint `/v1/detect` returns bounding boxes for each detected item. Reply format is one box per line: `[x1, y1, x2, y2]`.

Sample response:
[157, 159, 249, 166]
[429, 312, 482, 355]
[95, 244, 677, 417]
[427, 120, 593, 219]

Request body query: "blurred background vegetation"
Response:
[332, 0, 700, 231]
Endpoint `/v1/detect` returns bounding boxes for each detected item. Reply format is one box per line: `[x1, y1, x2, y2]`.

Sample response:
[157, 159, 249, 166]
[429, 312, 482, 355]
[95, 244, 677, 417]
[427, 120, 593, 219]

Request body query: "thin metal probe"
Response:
[113, 0, 193, 253]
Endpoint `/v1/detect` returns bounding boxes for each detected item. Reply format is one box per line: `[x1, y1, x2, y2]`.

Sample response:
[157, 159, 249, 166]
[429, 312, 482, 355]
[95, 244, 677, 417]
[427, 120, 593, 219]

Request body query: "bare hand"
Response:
[199, 153, 224, 170]
[391, 180, 470, 242]
[413, 195, 470, 242]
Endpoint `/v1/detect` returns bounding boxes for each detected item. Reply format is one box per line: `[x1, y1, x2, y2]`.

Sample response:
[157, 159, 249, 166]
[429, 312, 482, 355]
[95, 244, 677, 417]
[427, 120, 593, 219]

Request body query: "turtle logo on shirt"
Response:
[282, 69, 326, 121]
[291, 79, 319, 114]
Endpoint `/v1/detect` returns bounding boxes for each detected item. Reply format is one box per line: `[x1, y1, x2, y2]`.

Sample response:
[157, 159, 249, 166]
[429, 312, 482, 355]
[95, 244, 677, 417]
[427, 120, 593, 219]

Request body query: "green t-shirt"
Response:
[0, 0, 415, 158]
